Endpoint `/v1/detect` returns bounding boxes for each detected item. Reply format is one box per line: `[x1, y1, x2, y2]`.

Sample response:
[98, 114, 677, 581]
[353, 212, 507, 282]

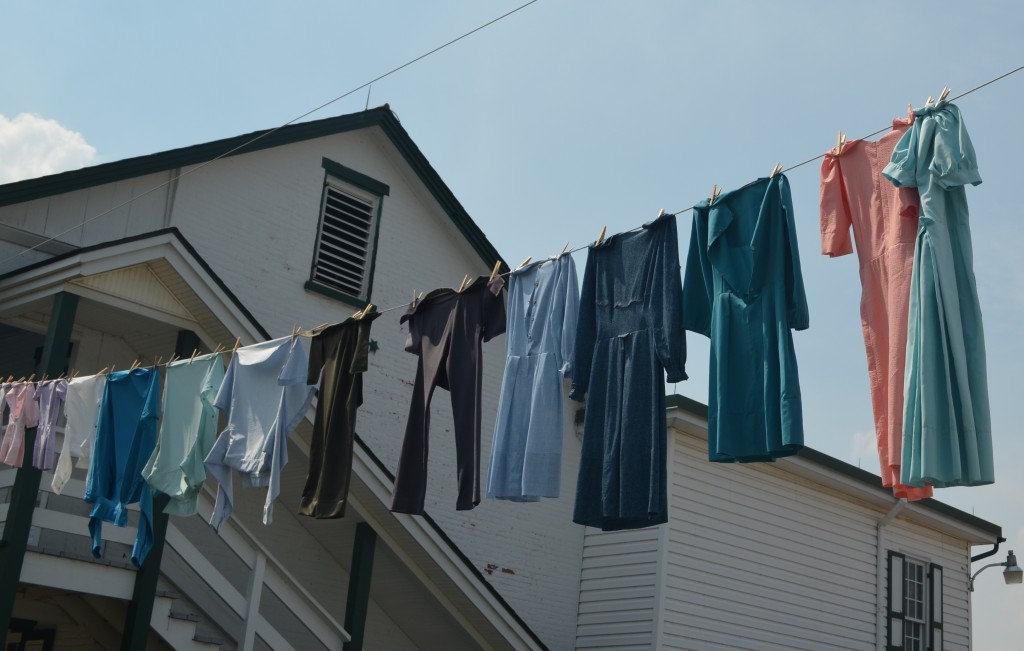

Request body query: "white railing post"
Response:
[241, 550, 267, 650]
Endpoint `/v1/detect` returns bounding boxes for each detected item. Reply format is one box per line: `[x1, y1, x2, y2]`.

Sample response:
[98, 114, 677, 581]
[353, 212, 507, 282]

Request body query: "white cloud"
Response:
[0, 113, 96, 184]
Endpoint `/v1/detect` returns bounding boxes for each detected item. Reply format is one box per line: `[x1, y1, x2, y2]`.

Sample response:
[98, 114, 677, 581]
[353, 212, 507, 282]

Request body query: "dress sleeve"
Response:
[883, 123, 920, 188]
[651, 216, 687, 383]
[681, 211, 713, 338]
[781, 177, 810, 331]
[819, 156, 854, 257]
[559, 255, 580, 379]
[568, 249, 597, 402]
[482, 276, 507, 343]
[930, 104, 982, 189]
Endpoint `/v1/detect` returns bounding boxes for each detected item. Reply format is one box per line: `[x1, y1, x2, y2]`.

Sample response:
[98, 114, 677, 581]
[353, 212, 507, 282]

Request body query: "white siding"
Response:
[660, 430, 879, 651]
[576, 526, 660, 650]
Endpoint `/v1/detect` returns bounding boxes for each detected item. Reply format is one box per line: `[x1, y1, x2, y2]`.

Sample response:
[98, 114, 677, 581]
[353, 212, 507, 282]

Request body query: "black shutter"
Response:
[928, 563, 943, 651]
[888, 551, 905, 650]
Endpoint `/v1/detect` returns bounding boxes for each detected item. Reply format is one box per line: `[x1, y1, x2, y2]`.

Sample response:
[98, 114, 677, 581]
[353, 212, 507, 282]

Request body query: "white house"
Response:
[0, 106, 1003, 651]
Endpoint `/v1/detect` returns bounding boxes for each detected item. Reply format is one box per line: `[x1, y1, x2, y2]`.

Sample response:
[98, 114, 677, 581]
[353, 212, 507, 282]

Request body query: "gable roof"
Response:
[0, 105, 504, 268]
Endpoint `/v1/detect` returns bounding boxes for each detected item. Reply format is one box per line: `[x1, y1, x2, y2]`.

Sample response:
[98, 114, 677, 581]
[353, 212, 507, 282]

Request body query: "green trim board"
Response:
[0, 105, 505, 271]
[322, 158, 390, 196]
[343, 523, 377, 651]
[304, 280, 366, 308]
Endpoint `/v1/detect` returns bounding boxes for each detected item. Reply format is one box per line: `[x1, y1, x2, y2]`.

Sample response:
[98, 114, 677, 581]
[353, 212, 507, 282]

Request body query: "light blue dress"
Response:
[683, 175, 808, 462]
[487, 254, 578, 501]
[883, 102, 993, 488]
[143, 354, 225, 516]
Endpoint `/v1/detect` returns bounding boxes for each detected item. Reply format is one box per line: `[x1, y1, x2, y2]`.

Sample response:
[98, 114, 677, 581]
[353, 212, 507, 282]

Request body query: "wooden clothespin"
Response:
[129, 360, 141, 371]
[515, 256, 532, 271]
[488, 260, 502, 282]
[168, 354, 179, 365]
[770, 163, 783, 178]
[925, 95, 934, 106]
[657, 208, 666, 218]
[291, 325, 299, 340]
[190, 348, 199, 363]
[4, 375, 12, 383]
[231, 337, 241, 354]
[835, 131, 846, 156]
[27, 374, 34, 383]
[212, 343, 224, 355]
[353, 304, 374, 320]
[458, 275, 471, 292]
[97, 367, 109, 376]
[154, 356, 162, 367]
[70, 369, 79, 379]
[908, 102, 914, 117]
[937, 86, 951, 104]
[16, 376, 25, 383]
[709, 184, 722, 206]
[40, 373, 49, 382]
[560, 241, 571, 256]
[595, 226, 607, 247]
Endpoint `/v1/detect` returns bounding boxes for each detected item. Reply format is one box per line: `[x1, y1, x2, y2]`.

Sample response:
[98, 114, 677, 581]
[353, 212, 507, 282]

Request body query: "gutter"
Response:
[876, 499, 907, 651]
[971, 535, 1006, 563]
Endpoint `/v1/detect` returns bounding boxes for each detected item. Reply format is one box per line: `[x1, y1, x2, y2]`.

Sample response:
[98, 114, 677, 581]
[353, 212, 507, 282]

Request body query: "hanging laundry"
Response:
[299, 312, 380, 519]
[205, 336, 315, 531]
[570, 213, 686, 531]
[882, 102, 993, 488]
[83, 367, 160, 567]
[0, 382, 8, 436]
[143, 355, 225, 517]
[487, 254, 579, 502]
[683, 174, 808, 462]
[32, 378, 68, 471]
[820, 117, 932, 501]
[52, 374, 107, 495]
[391, 275, 506, 515]
[0, 382, 39, 467]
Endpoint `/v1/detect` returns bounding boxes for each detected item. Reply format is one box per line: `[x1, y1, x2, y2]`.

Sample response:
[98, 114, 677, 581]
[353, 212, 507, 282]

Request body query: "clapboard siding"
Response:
[660, 431, 879, 650]
[576, 527, 660, 649]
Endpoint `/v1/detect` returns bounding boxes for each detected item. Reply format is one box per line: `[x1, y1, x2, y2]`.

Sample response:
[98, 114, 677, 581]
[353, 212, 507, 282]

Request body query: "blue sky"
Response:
[3, 1, 1022, 647]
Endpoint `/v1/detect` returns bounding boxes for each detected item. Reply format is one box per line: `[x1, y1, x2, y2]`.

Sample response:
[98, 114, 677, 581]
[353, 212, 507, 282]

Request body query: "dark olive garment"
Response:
[299, 311, 380, 519]
[391, 275, 506, 515]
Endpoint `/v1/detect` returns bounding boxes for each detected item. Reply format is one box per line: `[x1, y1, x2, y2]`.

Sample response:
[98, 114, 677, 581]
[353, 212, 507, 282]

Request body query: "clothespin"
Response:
[835, 131, 846, 156]
[40, 373, 49, 382]
[458, 275, 471, 292]
[4, 375, 11, 383]
[560, 241, 571, 256]
[925, 95, 934, 106]
[168, 354, 179, 365]
[354, 304, 374, 320]
[770, 163, 783, 178]
[937, 86, 951, 104]
[154, 356, 163, 367]
[190, 348, 198, 364]
[70, 369, 79, 379]
[16, 376, 25, 383]
[27, 374, 34, 383]
[212, 343, 224, 355]
[488, 260, 502, 282]
[657, 208, 666, 218]
[709, 184, 722, 206]
[595, 226, 607, 247]
[908, 102, 914, 117]
[97, 367, 109, 376]
[57, 372, 65, 381]
[231, 337, 241, 354]
[129, 360, 140, 371]
[291, 325, 299, 340]
[515, 256, 532, 271]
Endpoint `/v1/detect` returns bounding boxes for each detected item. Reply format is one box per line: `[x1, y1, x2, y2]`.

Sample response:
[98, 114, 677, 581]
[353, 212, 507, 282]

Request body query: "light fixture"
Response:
[970, 549, 1023, 591]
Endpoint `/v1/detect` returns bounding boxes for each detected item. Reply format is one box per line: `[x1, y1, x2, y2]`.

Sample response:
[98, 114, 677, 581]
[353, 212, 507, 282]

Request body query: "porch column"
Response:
[121, 329, 200, 651]
[343, 522, 377, 651]
[0, 291, 79, 642]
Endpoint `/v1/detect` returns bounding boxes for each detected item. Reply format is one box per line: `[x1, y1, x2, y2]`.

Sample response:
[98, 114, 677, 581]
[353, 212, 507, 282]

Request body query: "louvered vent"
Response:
[312, 184, 376, 297]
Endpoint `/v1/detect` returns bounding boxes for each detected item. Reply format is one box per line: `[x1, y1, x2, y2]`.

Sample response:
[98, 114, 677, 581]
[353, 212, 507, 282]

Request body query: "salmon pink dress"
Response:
[820, 117, 932, 501]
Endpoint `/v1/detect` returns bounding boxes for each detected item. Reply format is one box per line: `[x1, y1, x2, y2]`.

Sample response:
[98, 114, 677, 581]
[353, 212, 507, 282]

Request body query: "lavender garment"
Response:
[33, 379, 68, 471]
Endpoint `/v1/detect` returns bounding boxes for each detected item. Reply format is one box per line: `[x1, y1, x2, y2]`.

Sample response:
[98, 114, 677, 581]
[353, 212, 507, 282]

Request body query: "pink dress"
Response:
[0, 383, 40, 468]
[820, 117, 932, 501]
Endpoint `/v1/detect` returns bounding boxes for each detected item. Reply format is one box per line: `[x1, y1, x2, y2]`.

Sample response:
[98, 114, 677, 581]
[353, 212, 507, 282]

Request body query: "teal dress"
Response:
[683, 175, 808, 462]
[883, 102, 993, 488]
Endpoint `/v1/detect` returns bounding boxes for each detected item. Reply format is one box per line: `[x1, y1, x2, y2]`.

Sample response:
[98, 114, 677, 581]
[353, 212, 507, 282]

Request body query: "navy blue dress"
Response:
[570, 213, 687, 531]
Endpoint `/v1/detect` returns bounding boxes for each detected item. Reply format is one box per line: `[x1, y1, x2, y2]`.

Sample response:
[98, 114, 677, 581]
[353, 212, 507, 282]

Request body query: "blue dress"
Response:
[882, 102, 993, 488]
[487, 254, 579, 501]
[683, 175, 808, 462]
[570, 213, 687, 531]
[84, 367, 160, 567]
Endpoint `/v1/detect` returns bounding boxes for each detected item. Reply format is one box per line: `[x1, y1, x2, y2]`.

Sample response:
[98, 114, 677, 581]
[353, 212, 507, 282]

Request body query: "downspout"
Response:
[877, 498, 907, 651]
[970, 535, 1006, 563]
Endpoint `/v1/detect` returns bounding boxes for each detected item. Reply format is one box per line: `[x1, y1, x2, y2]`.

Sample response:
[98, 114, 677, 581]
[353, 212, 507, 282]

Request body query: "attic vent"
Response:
[312, 183, 379, 299]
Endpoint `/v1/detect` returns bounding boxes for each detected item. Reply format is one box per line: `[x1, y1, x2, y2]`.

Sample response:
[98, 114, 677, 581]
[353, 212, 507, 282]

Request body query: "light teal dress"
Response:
[883, 102, 994, 488]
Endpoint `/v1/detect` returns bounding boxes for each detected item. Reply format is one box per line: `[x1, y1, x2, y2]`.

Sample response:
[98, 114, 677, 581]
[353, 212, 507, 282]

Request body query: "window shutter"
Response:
[888, 551, 905, 650]
[929, 563, 943, 651]
[313, 184, 378, 298]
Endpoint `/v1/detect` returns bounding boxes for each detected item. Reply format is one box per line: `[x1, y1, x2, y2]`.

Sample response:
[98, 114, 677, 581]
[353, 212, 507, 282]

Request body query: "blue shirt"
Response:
[205, 337, 314, 531]
[84, 367, 160, 567]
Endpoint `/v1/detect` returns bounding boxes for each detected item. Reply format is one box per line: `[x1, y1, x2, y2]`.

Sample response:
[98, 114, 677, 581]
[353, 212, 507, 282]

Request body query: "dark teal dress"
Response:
[683, 175, 808, 462]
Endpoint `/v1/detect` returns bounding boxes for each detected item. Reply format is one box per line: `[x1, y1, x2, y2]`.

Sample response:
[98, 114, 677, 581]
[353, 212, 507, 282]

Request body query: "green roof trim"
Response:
[0, 105, 504, 269]
[664, 393, 1001, 538]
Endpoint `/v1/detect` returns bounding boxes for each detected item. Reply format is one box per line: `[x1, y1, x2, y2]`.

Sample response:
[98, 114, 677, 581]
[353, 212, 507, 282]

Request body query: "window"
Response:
[305, 158, 389, 306]
[887, 551, 943, 651]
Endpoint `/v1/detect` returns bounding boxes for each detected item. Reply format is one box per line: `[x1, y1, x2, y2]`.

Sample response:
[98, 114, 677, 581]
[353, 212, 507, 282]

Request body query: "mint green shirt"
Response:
[143, 354, 225, 516]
